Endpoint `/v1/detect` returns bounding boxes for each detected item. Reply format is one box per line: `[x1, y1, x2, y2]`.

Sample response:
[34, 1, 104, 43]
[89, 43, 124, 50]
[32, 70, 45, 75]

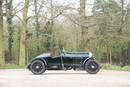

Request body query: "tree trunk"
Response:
[110, 49, 112, 65]
[0, 0, 5, 66]
[50, 0, 55, 55]
[106, 44, 110, 64]
[17, 21, 21, 65]
[125, 47, 128, 65]
[19, 0, 29, 65]
[80, 0, 88, 51]
[120, 47, 122, 65]
[34, 0, 40, 55]
[118, 0, 124, 33]
[6, 0, 13, 62]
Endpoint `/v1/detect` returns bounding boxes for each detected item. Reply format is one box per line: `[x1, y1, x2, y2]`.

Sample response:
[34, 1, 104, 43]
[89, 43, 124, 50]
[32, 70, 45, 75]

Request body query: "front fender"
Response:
[83, 57, 95, 65]
[27, 64, 31, 70]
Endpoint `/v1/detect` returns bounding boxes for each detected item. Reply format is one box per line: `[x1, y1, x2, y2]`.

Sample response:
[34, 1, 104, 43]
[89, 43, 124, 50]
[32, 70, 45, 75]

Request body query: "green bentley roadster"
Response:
[27, 49, 100, 75]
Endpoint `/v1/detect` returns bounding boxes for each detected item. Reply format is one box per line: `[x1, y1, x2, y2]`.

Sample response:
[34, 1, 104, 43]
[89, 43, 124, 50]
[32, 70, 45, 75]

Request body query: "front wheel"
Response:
[85, 60, 100, 74]
[30, 60, 46, 75]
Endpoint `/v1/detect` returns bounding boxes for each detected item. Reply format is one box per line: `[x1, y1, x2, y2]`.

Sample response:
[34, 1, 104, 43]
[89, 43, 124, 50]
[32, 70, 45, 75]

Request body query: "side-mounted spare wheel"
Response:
[85, 59, 100, 74]
[30, 60, 46, 75]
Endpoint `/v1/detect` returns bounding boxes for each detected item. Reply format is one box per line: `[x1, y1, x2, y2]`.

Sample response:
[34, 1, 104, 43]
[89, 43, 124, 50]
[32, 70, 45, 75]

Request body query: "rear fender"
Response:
[27, 58, 47, 71]
[31, 58, 48, 66]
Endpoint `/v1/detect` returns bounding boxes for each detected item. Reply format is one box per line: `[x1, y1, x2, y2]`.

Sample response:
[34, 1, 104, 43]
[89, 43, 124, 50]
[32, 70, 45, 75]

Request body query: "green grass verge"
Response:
[101, 64, 130, 71]
[0, 64, 27, 69]
[0, 64, 130, 71]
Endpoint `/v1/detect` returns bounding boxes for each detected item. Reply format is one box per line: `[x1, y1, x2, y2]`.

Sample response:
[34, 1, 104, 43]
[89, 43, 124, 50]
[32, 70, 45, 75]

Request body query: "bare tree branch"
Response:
[14, 14, 23, 23]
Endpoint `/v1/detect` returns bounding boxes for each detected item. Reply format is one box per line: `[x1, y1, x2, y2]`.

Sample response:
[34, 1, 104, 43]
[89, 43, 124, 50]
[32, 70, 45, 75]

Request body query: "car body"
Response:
[27, 50, 100, 74]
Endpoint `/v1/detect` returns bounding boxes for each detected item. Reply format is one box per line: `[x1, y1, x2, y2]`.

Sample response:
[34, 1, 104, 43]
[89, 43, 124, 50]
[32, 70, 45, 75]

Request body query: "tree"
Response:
[33, 0, 44, 55]
[5, 0, 14, 62]
[80, 0, 88, 51]
[50, 0, 57, 55]
[43, 0, 67, 55]
[34, 0, 40, 54]
[19, 0, 29, 65]
[90, 0, 130, 65]
[0, 0, 5, 66]
[91, 0, 121, 64]
[119, 0, 125, 33]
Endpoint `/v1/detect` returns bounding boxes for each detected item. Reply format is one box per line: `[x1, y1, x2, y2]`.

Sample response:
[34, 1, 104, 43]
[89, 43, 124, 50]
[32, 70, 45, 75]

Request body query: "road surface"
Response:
[0, 69, 130, 87]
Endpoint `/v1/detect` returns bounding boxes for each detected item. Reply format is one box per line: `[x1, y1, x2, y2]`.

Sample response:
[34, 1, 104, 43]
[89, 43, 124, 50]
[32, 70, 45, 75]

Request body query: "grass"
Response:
[0, 64, 130, 71]
[0, 64, 27, 69]
[101, 64, 130, 71]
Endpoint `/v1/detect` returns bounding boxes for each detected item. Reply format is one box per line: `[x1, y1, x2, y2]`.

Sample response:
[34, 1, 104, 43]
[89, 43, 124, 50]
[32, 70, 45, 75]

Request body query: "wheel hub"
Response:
[91, 65, 95, 69]
[36, 65, 40, 69]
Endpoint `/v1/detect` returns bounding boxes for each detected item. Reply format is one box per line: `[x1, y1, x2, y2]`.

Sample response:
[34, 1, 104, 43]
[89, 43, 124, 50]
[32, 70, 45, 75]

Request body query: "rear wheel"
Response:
[30, 60, 46, 75]
[85, 60, 100, 74]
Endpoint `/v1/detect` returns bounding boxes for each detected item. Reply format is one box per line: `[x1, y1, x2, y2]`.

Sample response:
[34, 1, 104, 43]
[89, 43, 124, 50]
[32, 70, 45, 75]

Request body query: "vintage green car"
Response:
[27, 49, 100, 75]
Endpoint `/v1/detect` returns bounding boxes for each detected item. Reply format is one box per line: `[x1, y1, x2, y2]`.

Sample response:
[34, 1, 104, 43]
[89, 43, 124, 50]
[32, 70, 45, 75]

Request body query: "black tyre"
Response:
[30, 60, 46, 75]
[85, 60, 100, 74]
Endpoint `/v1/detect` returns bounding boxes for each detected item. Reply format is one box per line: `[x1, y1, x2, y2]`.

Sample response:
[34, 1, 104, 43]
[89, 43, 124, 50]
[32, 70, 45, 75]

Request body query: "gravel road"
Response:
[0, 69, 130, 87]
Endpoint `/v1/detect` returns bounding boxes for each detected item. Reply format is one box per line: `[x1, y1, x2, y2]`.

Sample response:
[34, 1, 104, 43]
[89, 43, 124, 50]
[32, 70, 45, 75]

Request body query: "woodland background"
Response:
[0, 0, 130, 66]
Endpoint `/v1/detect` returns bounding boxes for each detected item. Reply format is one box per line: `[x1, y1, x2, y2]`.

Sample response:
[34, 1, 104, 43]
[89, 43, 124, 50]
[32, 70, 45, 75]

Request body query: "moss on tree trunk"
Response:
[0, 0, 5, 66]
[19, 0, 29, 65]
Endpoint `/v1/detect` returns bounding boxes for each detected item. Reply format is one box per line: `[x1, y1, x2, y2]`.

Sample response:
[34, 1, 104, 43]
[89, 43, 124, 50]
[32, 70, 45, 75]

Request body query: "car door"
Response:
[62, 56, 73, 66]
[73, 57, 85, 65]
[46, 56, 61, 66]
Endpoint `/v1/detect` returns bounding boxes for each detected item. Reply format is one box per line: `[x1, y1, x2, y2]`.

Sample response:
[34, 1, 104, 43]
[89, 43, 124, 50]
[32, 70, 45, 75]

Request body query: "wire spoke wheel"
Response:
[85, 60, 100, 74]
[30, 60, 46, 75]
